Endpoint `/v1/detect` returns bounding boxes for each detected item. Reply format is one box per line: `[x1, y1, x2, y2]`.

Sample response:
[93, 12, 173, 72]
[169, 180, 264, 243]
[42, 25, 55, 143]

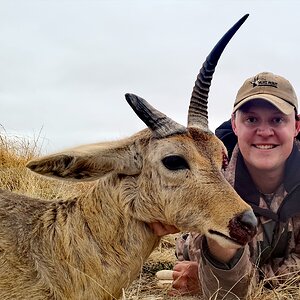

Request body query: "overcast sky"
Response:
[1, 0, 300, 154]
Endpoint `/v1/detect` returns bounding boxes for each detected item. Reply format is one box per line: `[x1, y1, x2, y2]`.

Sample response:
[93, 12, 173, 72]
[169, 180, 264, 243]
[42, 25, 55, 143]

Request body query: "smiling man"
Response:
[153, 72, 300, 299]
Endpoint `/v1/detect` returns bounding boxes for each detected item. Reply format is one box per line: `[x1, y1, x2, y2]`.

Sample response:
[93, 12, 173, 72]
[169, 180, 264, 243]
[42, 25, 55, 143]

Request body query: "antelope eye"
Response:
[162, 155, 190, 171]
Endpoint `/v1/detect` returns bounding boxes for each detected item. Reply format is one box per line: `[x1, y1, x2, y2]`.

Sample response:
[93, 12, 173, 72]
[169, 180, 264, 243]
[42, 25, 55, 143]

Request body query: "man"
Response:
[152, 72, 300, 299]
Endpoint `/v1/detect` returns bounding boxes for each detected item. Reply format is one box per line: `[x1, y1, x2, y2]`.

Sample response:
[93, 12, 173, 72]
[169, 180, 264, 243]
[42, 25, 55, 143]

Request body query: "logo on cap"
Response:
[250, 76, 278, 89]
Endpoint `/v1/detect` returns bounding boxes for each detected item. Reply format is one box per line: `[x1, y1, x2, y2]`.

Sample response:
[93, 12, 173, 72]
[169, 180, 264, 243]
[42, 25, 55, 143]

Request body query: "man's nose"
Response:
[256, 124, 274, 136]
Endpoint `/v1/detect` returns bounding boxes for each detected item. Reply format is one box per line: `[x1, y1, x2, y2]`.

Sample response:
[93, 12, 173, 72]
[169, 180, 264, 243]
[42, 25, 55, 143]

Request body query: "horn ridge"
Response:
[189, 61, 215, 128]
[188, 14, 249, 129]
[125, 93, 187, 138]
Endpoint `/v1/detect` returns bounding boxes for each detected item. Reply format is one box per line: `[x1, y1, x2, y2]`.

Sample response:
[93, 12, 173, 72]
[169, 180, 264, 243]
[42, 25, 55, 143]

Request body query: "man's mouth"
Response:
[253, 144, 277, 149]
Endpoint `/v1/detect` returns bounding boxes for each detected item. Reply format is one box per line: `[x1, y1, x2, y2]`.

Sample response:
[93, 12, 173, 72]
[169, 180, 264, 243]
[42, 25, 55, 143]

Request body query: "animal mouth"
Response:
[208, 211, 257, 247]
[208, 230, 244, 246]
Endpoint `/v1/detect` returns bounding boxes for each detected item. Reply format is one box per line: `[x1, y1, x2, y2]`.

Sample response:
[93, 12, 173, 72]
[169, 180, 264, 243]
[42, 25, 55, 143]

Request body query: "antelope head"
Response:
[27, 14, 257, 248]
[123, 14, 256, 247]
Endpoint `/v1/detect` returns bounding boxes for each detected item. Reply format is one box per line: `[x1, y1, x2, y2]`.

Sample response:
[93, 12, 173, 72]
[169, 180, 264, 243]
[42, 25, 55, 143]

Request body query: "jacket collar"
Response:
[283, 142, 300, 192]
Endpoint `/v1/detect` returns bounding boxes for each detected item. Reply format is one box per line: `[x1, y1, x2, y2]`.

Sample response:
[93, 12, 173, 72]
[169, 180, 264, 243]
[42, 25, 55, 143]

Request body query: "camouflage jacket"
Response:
[176, 125, 300, 299]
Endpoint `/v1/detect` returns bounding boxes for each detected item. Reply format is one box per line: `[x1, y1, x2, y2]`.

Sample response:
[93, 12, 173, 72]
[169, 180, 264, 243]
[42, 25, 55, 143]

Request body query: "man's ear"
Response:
[231, 114, 238, 135]
[295, 115, 300, 137]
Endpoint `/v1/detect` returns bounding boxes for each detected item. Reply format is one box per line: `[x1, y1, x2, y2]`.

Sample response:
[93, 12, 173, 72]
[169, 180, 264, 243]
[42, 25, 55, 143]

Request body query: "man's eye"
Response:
[273, 117, 284, 124]
[162, 155, 190, 171]
[246, 117, 257, 123]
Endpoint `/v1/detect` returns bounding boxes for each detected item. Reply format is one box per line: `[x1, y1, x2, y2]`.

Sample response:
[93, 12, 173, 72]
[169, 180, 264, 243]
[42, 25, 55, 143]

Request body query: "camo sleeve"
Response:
[199, 238, 256, 300]
[175, 232, 202, 262]
[175, 233, 256, 299]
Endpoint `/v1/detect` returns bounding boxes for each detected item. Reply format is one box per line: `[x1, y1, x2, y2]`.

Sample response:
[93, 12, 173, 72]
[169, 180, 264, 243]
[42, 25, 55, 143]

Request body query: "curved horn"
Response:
[188, 14, 249, 129]
[125, 93, 187, 138]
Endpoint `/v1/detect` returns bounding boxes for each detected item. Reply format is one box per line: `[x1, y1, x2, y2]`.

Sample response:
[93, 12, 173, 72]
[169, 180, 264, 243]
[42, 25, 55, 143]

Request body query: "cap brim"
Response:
[233, 94, 295, 115]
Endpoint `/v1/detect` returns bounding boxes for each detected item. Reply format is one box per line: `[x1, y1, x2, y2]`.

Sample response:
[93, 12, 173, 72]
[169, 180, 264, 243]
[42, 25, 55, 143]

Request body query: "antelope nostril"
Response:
[228, 210, 258, 245]
[239, 210, 258, 232]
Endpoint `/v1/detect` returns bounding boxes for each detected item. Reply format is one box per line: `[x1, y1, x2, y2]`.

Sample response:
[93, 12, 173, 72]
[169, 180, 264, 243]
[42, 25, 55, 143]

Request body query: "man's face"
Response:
[231, 100, 300, 173]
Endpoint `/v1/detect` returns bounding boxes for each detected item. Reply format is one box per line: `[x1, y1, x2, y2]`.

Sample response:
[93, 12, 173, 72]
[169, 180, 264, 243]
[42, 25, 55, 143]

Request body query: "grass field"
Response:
[0, 132, 299, 299]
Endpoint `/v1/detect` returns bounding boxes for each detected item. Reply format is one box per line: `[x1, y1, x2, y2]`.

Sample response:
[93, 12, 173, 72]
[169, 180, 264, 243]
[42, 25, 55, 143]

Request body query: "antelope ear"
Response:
[26, 140, 142, 181]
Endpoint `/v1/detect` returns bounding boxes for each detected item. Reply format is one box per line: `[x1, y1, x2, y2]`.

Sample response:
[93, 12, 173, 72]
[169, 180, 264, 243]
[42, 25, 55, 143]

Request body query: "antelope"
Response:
[0, 14, 257, 300]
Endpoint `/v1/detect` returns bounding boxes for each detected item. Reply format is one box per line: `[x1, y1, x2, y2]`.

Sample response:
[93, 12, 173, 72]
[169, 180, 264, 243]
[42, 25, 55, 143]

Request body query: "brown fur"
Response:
[0, 128, 254, 299]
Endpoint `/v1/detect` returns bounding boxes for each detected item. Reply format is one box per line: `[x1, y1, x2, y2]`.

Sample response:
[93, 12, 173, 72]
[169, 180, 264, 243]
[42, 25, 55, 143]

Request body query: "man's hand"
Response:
[168, 261, 201, 296]
[148, 222, 180, 236]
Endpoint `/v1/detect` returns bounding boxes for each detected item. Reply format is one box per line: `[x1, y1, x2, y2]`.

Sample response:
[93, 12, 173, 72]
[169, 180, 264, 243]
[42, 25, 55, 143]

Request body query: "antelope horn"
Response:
[125, 93, 186, 138]
[188, 14, 249, 129]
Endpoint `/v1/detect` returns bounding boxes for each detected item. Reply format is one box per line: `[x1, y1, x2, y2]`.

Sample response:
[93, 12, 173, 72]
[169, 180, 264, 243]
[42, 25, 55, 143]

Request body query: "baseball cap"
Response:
[233, 72, 298, 115]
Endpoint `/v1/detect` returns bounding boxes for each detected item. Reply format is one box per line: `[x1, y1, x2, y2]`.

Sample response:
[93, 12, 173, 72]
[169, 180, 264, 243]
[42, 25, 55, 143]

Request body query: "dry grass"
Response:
[0, 129, 91, 201]
[0, 131, 299, 299]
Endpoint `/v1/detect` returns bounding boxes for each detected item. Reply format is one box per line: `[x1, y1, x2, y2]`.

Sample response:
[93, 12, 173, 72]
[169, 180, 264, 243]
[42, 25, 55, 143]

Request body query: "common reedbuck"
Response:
[0, 15, 256, 299]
